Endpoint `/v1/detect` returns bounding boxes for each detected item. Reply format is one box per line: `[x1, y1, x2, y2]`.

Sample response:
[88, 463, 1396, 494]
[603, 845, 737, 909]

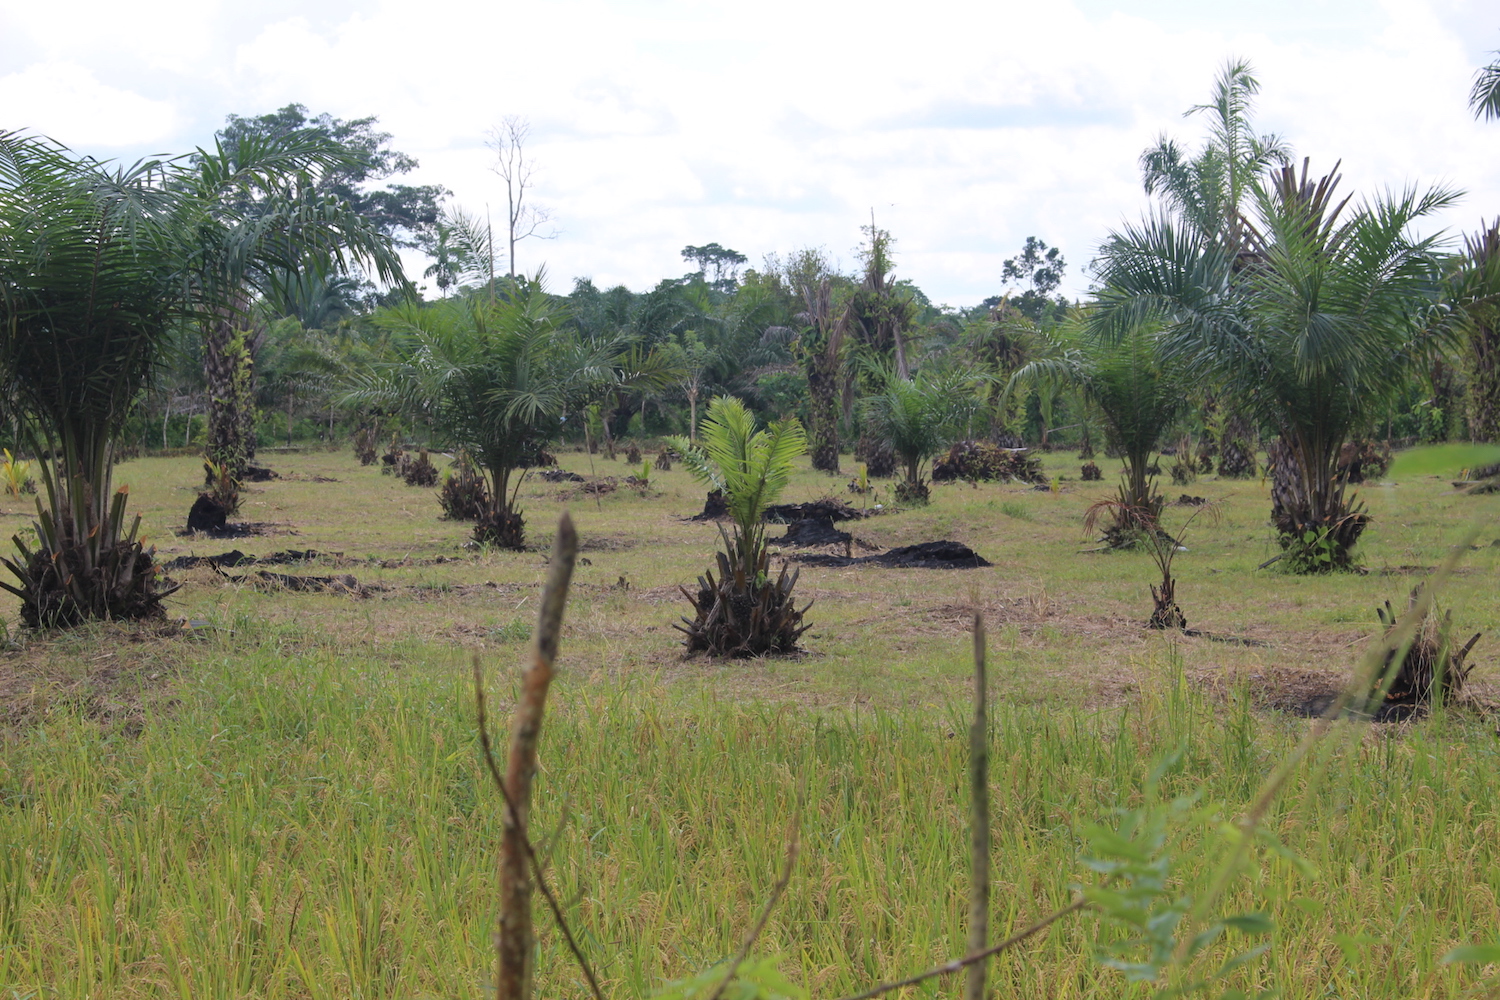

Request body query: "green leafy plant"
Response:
[0, 131, 182, 626]
[670, 396, 810, 657]
[0, 449, 34, 496]
[861, 365, 982, 506]
[349, 280, 624, 549]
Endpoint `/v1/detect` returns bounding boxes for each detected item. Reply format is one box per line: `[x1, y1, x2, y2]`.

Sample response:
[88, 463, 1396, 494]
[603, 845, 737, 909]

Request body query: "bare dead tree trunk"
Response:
[496, 514, 579, 1000]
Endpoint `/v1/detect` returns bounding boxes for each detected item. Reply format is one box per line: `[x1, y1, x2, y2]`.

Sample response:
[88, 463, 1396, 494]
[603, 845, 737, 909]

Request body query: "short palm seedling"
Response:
[670, 396, 811, 657]
[1085, 495, 1220, 630]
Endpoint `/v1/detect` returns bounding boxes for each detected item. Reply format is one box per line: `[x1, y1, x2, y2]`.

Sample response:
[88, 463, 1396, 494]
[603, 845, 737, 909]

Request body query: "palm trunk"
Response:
[1268, 435, 1368, 571]
[1468, 316, 1500, 441]
[807, 353, 840, 474]
[204, 312, 256, 479]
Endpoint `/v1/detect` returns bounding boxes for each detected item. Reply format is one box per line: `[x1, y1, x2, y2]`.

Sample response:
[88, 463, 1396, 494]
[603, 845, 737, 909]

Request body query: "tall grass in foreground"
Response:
[3, 625, 1500, 997]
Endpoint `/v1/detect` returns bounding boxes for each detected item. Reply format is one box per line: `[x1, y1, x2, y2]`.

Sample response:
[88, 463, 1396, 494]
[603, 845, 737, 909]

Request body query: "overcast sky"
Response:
[2, 0, 1497, 305]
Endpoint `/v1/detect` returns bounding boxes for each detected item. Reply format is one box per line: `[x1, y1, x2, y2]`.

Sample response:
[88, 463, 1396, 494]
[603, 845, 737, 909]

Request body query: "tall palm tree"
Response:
[1140, 60, 1291, 244]
[351, 280, 620, 548]
[1140, 59, 1290, 470]
[1094, 160, 1457, 571]
[0, 132, 180, 624]
[166, 130, 405, 481]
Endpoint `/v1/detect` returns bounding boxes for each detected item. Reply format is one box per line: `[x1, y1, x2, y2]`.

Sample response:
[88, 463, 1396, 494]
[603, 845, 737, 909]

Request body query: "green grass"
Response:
[1, 445, 1499, 997]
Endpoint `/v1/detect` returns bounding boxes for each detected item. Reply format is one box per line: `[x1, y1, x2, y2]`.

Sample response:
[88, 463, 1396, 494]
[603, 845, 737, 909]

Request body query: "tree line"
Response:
[4, 53, 1500, 625]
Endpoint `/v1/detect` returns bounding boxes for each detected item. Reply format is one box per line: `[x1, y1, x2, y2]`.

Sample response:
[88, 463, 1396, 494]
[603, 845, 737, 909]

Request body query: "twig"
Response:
[965, 614, 990, 1000]
[832, 896, 1089, 1000]
[475, 657, 603, 1000]
[703, 808, 802, 1000]
[482, 514, 600, 1000]
[1255, 553, 1283, 570]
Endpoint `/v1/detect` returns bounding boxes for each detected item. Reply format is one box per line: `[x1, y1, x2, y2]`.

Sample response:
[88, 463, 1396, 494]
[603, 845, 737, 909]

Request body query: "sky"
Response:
[2, 0, 1497, 306]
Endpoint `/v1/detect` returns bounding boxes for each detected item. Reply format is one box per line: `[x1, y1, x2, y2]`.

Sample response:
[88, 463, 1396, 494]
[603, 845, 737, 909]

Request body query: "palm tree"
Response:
[0, 132, 180, 625]
[166, 129, 405, 482]
[1140, 59, 1290, 471]
[1094, 160, 1457, 571]
[1453, 220, 1500, 441]
[862, 366, 983, 505]
[1009, 319, 1188, 541]
[1140, 59, 1291, 247]
[670, 396, 810, 657]
[1472, 51, 1500, 120]
[351, 280, 619, 548]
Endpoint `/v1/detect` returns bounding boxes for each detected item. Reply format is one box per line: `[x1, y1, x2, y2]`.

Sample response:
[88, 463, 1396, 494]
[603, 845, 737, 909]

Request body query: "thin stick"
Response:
[704, 809, 802, 1000]
[474, 658, 603, 1000]
[832, 896, 1089, 1000]
[492, 514, 590, 1000]
[965, 614, 990, 1000]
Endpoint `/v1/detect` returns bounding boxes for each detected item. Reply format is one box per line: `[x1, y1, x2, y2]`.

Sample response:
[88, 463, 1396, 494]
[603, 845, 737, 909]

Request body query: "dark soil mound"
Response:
[771, 516, 851, 548]
[688, 489, 730, 521]
[796, 539, 990, 570]
[186, 494, 229, 533]
[164, 548, 328, 571]
[763, 497, 868, 523]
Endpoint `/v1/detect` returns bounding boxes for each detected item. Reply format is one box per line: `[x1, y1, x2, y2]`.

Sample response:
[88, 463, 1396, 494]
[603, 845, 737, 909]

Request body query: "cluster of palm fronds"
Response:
[0, 485, 176, 627]
[1372, 589, 1481, 707]
[439, 455, 489, 520]
[677, 527, 810, 657]
[671, 397, 810, 657]
[931, 440, 1045, 484]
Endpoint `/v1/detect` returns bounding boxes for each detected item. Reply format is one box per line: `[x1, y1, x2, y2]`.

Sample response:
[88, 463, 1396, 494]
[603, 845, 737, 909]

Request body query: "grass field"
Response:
[2, 445, 1498, 997]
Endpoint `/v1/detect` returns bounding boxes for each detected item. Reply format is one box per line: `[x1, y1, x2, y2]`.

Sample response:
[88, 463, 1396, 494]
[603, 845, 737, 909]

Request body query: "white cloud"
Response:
[3, 0, 1497, 302]
[0, 63, 178, 147]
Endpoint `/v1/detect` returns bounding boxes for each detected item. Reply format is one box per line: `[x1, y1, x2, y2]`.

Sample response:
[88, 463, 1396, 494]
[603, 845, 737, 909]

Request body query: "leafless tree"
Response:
[487, 116, 557, 278]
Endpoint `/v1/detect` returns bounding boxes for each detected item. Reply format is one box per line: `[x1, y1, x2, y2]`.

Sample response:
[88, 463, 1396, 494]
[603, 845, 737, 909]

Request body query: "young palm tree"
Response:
[1094, 160, 1457, 570]
[0, 132, 180, 625]
[861, 366, 983, 505]
[1009, 320, 1188, 539]
[351, 280, 619, 548]
[670, 396, 811, 657]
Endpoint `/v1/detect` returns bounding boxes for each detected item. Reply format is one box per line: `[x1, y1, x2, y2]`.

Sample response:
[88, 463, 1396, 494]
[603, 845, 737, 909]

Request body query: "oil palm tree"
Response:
[351, 279, 620, 548]
[670, 396, 810, 657]
[1453, 220, 1500, 441]
[0, 132, 180, 625]
[861, 365, 983, 505]
[166, 129, 405, 482]
[1009, 319, 1188, 543]
[1094, 160, 1457, 570]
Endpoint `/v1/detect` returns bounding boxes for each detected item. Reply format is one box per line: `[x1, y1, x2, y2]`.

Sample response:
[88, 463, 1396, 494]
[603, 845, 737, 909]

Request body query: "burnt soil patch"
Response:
[796, 539, 991, 570]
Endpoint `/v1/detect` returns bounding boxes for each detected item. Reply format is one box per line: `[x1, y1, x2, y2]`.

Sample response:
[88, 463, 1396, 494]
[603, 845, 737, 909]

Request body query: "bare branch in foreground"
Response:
[832, 896, 1090, 1000]
[478, 514, 601, 1000]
